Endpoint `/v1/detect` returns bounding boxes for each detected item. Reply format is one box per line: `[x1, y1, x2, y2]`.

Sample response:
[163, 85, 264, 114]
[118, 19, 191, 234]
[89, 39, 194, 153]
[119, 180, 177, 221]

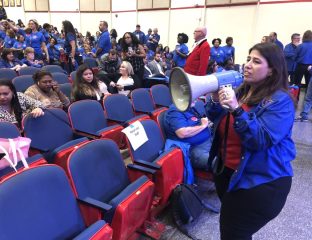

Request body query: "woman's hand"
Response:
[30, 108, 44, 118]
[116, 84, 123, 91]
[218, 87, 239, 111]
[109, 81, 116, 87]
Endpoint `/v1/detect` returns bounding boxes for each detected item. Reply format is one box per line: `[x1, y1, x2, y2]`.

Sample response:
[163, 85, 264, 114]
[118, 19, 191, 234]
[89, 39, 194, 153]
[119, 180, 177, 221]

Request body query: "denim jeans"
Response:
[190, 138, 212, 170]
[300, 76, 312, 118]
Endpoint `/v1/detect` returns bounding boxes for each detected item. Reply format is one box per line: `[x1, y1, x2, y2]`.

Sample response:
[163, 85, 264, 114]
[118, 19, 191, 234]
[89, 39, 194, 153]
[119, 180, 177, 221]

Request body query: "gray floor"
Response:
[153, 91, 312, 240]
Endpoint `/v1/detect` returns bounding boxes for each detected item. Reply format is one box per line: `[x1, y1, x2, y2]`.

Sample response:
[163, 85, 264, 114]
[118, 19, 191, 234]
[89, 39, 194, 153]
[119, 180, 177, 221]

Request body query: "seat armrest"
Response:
[73, 220, 111, 240]
[30, 145, 49, 152]
[78, 197, 112, 212]
[73, 129, 101, 139]
[134, 159, 161, 170]
[127, 164, 157, 174]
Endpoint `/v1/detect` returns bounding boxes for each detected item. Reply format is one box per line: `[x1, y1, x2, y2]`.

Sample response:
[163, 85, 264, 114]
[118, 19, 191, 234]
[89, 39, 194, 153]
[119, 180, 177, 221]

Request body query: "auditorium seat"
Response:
[12, 75, 34, 92]
[68, 100, 124, 147]
[130, 88, 167, 122]
[124, 119, 184, 216]
[22, 108, 89, 171]
[66, 139, 155, 240]
[0, 165, 113, 240]
[150, 84, 173, 108]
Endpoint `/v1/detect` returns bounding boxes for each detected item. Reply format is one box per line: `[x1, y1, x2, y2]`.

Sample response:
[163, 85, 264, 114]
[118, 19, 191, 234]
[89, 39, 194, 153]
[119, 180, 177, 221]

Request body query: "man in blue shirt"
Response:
[133, 24, 146, 44]
[164, 103, 212, 170]
[96, 21, 111, 59]
[269, 32, 284, 50]
[284, 33, 300, 84]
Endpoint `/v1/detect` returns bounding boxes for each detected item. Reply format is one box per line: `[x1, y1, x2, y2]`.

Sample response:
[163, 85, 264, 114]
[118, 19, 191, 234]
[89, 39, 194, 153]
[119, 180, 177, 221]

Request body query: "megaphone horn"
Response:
[169, 67, 243, 112]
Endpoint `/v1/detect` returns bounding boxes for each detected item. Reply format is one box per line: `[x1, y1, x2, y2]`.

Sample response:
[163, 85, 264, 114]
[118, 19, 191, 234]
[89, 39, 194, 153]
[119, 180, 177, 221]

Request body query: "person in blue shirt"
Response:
[12, 34, 26, 50]
[222, 37, 235, 63]
[172, 33, 189, 68]
[206, 43, 295, 239]
[47, 37, 61, 65]
[293, 30, 312, 87]
[42, 23, 51, 44]
[284, 33, 301, 84]
[6, 19, 49, 62]
[96, 21, 112, 59]
[295, 66, 312, 122]
[0, 48, 26, 71]
[133, 24, 146, 44]
[22, 47, 44, 68]
[4, 29, 16, 48]
[62, 20, 79, 73]
[210, 38, 226, 66]
[269, 32, 284, 50]
[164, 103, 212, 170]
[146, 28, 160, 52]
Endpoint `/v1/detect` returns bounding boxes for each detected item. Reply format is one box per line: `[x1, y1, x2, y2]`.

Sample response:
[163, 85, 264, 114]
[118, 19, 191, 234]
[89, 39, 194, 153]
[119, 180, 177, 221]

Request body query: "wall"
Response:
[3, 1, 312, 64]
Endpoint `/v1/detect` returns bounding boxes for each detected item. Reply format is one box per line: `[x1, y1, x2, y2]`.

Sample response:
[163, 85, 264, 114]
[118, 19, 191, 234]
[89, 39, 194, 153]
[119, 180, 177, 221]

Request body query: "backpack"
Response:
[171, 184, 219, 240]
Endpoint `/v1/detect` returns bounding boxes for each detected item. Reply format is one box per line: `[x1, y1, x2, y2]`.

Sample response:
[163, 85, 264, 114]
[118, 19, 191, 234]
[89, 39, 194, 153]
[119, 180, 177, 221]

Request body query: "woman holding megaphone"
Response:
[206, 43, 296, 239]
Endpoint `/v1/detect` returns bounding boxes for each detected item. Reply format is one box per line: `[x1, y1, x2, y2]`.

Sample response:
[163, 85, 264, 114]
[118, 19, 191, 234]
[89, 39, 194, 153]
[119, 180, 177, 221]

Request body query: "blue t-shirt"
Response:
[4, 36, 16, 48]
[173, 43, 189, 68]
[222, 45, 235, 61]
[47, 43, 61, 61]
[210, 47, 226, 65]
[97, 30, 111, 58]
[64, 32, 78, 56]
[13, 41, 27, 50]
[28, 31, 46, 55]
[164, 105, 210, 145]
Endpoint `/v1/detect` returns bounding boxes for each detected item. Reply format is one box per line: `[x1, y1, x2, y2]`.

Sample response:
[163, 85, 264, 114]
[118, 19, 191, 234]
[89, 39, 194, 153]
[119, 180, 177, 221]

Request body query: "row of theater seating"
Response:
[0, 95, 183, 239]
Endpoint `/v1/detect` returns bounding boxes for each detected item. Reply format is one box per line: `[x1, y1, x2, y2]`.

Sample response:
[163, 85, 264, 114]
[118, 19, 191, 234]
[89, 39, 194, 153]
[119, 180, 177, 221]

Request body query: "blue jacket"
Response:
[206, 90, 295, 191]
[164, 139, 194, 184]
[172, 43, 189, 68]
[133, 30, 146, 44]
[284, 43, 297, 72]
[274, 39, 284, 50]
[295, 41, 312, 65]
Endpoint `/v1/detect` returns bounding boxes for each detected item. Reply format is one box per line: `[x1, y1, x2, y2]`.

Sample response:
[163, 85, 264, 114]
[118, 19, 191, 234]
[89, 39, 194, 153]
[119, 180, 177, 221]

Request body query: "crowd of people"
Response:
[0, 12, 311, 240]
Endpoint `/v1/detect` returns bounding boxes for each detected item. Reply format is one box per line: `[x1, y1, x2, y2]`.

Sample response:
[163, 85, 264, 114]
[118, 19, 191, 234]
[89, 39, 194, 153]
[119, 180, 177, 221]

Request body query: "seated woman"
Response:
[0, 79, 45, 129]
[104, 61, 139, 96]
[24, 70, 70, 109]
[47, 37, 61, 65]
[0, 48, 27, 71]
[22, 47, 44, 68]
[71, 64, 109, 102]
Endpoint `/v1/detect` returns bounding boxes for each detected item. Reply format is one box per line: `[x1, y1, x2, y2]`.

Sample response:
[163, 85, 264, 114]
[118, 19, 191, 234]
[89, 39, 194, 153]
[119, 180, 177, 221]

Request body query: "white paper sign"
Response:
[122, 121, 148, 151]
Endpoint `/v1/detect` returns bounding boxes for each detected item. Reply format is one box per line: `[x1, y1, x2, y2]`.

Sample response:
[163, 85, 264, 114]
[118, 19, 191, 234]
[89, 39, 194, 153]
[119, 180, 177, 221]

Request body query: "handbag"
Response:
[171, 184, 219, 240]
[0, 137, 31, 172]
[212, 112, 230, 175]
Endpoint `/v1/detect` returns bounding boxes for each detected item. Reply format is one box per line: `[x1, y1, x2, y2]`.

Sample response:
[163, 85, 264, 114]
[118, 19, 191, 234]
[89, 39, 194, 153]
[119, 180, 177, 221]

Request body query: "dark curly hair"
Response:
[0, 79, 23, 128]
[178, 33, 189, 44]
[120, 32, 140, 52]
[212, 38, 222, 45]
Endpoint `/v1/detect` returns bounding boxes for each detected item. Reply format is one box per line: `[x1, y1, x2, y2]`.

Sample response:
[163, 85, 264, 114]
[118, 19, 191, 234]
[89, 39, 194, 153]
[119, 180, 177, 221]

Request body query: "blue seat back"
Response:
[68, 140, 130, 203]
[23, 108, 74, 151]
[12, 75, 34, 92]
[51, 72, 69, 84]
[157, 110, 168, 139]
[0, 68, 17, 81]
[42, 65, 66, 74]
[69, 100, 108, 134]
[83, 58, 98, 68]
[0, 165, 85, 240]
[150, 84, 172, 107]
[59, 83, 72, 99]
[0, 122, 20, 138]
[130, 120, 164, 163]
[70, 70, 77, 82]
[19, 66, 40, 76]
[131, 88, 155, 113]
[103, 94, 135, 122]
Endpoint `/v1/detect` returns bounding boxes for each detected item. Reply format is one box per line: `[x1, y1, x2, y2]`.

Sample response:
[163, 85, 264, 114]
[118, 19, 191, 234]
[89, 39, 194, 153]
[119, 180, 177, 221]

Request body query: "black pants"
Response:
[293, 63, 311, 87]
[215, 168, 292, 240]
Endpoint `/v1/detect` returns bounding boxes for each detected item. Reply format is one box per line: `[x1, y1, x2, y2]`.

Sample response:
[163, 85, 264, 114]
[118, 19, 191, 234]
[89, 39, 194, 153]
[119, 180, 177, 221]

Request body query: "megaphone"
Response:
[169, 67, 243, 111]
